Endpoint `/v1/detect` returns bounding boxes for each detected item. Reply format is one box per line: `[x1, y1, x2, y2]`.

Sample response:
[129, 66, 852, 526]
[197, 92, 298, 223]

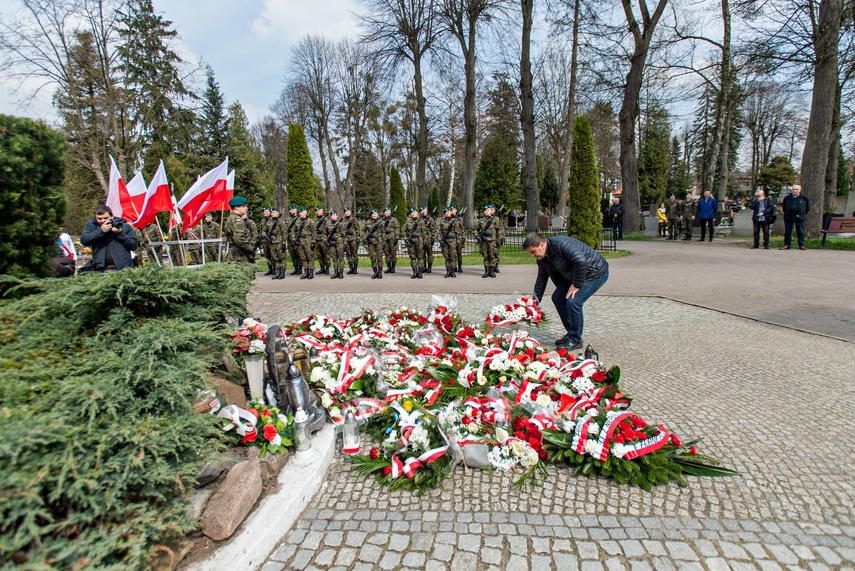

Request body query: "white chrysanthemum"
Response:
[561, 420, 576, 433]
[611, 443, 628, 458]
[466, 422, 480, 434]
[408, 424, 430, 451]
[310, 367, 330, 383]
[572, 377, 594, 393]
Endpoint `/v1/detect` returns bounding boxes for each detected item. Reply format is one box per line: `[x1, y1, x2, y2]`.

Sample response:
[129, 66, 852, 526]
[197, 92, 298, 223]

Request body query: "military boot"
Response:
[489, 266, 497, 278]
[450, 269, 456, 278]
[416, 267, 423, 279]
[384, 262, 391, 273]
[265, 266, 274, 276]
[300, 268, 309, 280]
[291, 265, 301, 275]
[338, 268, 345, 279]
[444, 269, 451, 278]
[426, 263, 432, 274]
[371, 266, 378, 279]
[482, 266, 490, 278]
[352, 262, 358, 275]
[411, 268, 418, 279]
[494, 265, 500, 273]
[390, 261, 396, 274]
[377, 266, 383, 279]
[307, 268, 314, 279]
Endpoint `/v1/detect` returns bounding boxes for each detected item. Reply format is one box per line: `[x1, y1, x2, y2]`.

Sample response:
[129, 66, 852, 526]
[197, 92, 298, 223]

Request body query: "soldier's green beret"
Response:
[297, 206, 307, 212]
[289, 204, 297, 209]
[271, 207, 279, 212]
[344, 205, 351, 211]
[370, 208, 378, 213]
[384, 206, 391, 211]
[229, 196, 248, 207]
[315, 205, 324, 211]
[329, 209, 337, 214]
[263, 206, 271, 211]
[421, 205, 427, 209]
[204, 211, 213, 217]
[408, 207, 417, 213]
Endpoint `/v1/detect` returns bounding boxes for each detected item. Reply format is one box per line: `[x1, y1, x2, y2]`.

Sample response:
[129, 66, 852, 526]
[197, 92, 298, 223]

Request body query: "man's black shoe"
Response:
[566, 341, 584, 351]
[555, 335, 570, 347]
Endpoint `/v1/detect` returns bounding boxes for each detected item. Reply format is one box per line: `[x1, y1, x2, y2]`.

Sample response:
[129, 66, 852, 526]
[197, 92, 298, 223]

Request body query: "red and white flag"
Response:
[134, 160, 172, 228]
[106, 156, 129, 219]
[124, 171, 147, 222]
[177, 158, 230, 231]
[169, 194, 183, 232]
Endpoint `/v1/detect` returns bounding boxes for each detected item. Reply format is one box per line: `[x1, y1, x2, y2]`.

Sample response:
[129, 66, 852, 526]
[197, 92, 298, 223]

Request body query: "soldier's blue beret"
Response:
[229, 196, 248, 207]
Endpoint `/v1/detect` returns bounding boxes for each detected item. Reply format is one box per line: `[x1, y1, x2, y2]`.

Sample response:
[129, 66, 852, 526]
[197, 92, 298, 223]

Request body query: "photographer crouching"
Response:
[80, 204, 139, 272]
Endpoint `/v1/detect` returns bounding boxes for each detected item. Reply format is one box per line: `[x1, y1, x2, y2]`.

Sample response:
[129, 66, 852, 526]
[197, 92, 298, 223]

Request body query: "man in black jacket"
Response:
[608, 197, 625, 240]
[524, 233, 609, 351]
[80, 204, 139, 271]
[781, 184, 810, 250]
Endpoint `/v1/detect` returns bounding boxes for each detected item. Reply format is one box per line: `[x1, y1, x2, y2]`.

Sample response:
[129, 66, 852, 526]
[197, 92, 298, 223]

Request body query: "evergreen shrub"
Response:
[567, 116, 601, 248]
[0, 264, 254, 570]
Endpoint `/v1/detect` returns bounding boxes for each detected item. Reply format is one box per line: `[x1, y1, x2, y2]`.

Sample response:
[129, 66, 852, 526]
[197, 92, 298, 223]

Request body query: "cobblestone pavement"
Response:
[250, 293, 855, 571]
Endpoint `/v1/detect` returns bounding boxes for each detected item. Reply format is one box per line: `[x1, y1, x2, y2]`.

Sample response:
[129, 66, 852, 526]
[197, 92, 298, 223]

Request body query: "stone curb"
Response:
[185, 424, 336, 571]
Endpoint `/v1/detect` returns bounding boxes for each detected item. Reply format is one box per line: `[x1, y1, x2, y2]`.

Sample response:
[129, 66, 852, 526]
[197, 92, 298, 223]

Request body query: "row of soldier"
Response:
[220, 198, 507, 280]
[663, 193, 698, 240]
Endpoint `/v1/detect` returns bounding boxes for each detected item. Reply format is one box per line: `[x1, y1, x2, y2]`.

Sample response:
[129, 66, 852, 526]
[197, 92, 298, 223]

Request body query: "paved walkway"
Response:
[246, 240, 855, 570]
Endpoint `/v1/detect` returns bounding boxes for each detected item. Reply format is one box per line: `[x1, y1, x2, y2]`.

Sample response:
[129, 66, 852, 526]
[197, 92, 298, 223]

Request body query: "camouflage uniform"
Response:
[167, 226, 187, 266]
[343, 212, 361, 274]
[294, 212, 316, 278]
[223, 212, 256, 263]
[494, 211, 506, 272]
[453, 212, 465, 272]
[681, 196, 696, 240]
[133, 226, 148, 267]
[268, 214, 289, 278]
[363, 212, 385, 279]
[145, 224, 163, 264]
[313, 210, 331, 274]
[420, 210, 436, 273]
[186, 224, 204, 265]
[285, 209, 301, 274]
[476, 208, 499, 278]
[324, 213, 346, 279]
[402, 210, 426, 279]
[437, 211, 458, 278]
[665, 197, 681, 239]
[381, 211, 400, 273]
[200, 217, 221, 262]
[260, 211, 273, 273]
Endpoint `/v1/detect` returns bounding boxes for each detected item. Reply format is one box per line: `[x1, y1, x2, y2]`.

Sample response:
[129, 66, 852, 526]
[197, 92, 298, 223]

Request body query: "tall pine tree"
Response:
[286, 124, 316, 208]
[389, 166, 408, 226]
[567, 116, 600, 248]
[637, 104, 671, 206]
[200, 65, 228, 161]
[226, 102, 273, 215]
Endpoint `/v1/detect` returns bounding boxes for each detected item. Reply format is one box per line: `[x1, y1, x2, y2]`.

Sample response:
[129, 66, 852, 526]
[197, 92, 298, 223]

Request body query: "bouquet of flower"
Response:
[221, 399, 294, 457]
[486, 296, 543, 330]
[231, 317, 267, 355]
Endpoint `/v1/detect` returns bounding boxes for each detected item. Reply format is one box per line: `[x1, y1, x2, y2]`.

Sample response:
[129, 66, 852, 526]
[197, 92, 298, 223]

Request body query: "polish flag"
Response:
[134, 160, 172, 228]
[169, 194, 183, 232]
[123, 171, 147, 222]
[106, 156, 130, 219]
[178, 158, 230, 231]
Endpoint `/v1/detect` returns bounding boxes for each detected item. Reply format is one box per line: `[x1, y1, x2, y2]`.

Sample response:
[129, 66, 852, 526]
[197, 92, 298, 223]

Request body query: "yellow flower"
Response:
[402, 400, 414, 412]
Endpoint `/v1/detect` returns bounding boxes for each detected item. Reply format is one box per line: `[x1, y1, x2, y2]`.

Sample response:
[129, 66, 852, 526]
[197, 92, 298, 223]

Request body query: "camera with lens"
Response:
[110, 217, 124, 230]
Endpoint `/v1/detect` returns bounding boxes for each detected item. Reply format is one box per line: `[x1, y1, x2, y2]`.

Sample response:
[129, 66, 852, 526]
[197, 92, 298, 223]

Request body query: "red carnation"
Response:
[462, 416, 472, 425]
[631, 417, 647, 428]
[634, 431, 647, 441]
[613, 434, 625, 444]
[260, 409, 272, 417]
[369, 447, 380, 460]
[689, 446, 699, 455]
[263, 424, 278, 442]
[528, 437, 541, 450]
[591, 371, 606, 382]
[570, 369, 583, 379]
[670, 433, 682, 447]
[514, 431, 525, 440]
[470, 408, 480, 418]
[382, 466, 392, 477]
[247, 408, 259, 418]
[242, 428, 257, 444]
[538, 448, 548, 459]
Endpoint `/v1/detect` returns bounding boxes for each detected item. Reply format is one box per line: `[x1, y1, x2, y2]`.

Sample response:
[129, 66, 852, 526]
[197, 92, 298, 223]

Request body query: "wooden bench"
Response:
[821, 216, 855, 245]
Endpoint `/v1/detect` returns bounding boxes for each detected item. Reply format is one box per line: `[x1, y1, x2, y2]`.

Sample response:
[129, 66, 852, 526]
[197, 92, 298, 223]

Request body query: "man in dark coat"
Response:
[781, 184, 810, 250]
[524, 233, 609, 351]
[608, 197, 625, 240]
[80, 204, 139, 271]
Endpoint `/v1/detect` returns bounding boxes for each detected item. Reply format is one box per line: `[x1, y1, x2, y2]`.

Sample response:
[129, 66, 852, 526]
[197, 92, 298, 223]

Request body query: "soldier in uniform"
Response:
[494, 206, 505, 273]
[342, 206, 361, 274]
[665, 193, 680, 240]
[268, 208, 289, 279]
[476, 204, 498, 278]
[223, 196, 256, 264]
[186, 222, 203, 265]
[381, 206, 399, 274]
[681, 193, 696, 241]
[285, 205, 301, 274]
[200, 212, 221, 262]
[451, 205, 465, 272]
[133, 225, 148, 267]
[260, 207, 274, 274]
[402, 207, 425, 279]
[324, 210, 346, 279]
[167, 225, 187, 266]
[294, 206, 316, 279]
[363, 209, 385, 279]
[419, 205, 436, 273]
[437, 206, 458, 278]
[311, 205, 329, 275]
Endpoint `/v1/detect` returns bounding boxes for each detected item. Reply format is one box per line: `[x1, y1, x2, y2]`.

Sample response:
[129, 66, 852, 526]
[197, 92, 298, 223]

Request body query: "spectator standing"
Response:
[656, 203, 667, 237]
[695, 190, 718, 242]
[781, 184, 810, 250]
[80, 204, 139, 271]
[750, 189, 774, 249]
[524, 233, 609, 352]
[608, 197, 625, 240]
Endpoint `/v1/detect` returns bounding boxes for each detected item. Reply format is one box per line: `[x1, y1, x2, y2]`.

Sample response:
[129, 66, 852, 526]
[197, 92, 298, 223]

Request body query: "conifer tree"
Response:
[200, 65, 228, 160]
[286, 124, 317, 208]
[226, 102, 273, 215]
[567, 116, 600, 248]
[474, 134, 519, 208]
[637, 104, 671, 206]
[389, 166, 408, 226]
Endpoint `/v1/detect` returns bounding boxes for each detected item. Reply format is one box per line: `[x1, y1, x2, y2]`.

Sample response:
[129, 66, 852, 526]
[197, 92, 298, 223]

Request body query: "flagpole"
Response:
[218, 208, 225, 262]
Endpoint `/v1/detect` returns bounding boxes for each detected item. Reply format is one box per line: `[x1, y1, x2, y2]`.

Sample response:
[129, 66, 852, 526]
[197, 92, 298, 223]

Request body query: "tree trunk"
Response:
[557, 0, 581, 220]
[462, 22, 478, 229]
[414, 56, 429, 206]
[714, 0, 733, 203]
[618, 0, 668, 233]
[520, 0, 539, 231]
[801, 0, 842, 236]
[823, 80, 842, 211]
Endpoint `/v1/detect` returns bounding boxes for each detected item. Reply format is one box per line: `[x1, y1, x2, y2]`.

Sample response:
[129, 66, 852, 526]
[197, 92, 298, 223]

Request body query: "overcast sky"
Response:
[0, 0, 363, 124]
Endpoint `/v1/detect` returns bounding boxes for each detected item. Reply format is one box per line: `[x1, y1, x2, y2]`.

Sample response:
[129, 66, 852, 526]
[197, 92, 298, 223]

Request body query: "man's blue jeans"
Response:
[550, 269, 609, 345]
